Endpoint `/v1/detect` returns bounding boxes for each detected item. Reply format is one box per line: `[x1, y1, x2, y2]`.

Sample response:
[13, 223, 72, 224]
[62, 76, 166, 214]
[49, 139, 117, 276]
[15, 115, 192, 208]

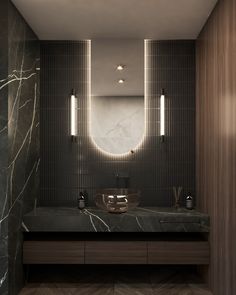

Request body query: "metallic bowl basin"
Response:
[95, 188, 140, 213]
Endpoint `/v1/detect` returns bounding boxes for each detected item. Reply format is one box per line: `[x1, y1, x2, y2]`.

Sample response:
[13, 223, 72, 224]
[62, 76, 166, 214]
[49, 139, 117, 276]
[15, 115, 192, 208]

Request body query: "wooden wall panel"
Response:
[196, 0, 236, 294]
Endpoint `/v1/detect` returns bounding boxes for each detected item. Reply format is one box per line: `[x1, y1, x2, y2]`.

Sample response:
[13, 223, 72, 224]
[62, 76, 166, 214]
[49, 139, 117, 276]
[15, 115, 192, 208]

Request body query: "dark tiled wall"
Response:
[0, 2, 40, 295]
[40, 40, 195, 207]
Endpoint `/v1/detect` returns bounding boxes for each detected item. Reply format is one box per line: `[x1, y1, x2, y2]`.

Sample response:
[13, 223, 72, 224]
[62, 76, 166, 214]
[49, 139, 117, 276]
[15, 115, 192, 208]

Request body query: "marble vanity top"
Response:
[22, 207, 209, 233]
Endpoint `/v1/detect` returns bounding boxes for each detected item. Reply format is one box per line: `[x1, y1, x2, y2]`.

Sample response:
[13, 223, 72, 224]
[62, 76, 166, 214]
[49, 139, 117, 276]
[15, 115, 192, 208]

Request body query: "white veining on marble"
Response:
[1, 161, 38, 224]
[84, 209, 111, 232]
[11, 160, 38, 209]
[0, 6, 39, 295]
[21, 222, 29, 232]
[135, 216, 145, 231]
[0, 126, 7, 134]
[89, 215, 97, 232]
[8, 128, 31, 168]
[19, 99, 32, 109]
[138, 207, 161, 214]
[0, 68, 37, 83]
[7, 80, 38, 206]
[0, 214, 8, 226]
[36, 158, 40, 173]
[0, 69, 36, 135]
[26, 82, 37, 157]
[9, 162, 15, 205]
[0, 72, 36, 91]
[0, 177, 9, 221]
[0, 270, 8, 288]
[11, 36, 27, 153]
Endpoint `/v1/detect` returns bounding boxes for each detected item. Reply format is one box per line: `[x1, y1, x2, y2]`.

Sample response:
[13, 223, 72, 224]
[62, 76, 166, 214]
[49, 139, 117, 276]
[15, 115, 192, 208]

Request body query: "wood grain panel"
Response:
[196, 0, 236, 294]
[85, 241, 147, 264]
[19, 267, 212, 295]
[23, 241, 85, 264]
[148, 242, 209, 265]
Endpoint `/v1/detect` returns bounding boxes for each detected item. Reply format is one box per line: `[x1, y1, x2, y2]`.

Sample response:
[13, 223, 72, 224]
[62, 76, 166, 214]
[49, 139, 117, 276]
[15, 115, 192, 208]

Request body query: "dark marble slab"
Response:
[0, 1, 10, 294]
[0, 2, 39, 294]
[23, 207, 209, 233]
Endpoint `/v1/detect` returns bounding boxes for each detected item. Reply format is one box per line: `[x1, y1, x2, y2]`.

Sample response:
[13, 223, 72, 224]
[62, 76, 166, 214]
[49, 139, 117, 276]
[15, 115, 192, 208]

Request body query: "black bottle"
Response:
[186, 194, 194, 210]
[78, 192, 85, 210]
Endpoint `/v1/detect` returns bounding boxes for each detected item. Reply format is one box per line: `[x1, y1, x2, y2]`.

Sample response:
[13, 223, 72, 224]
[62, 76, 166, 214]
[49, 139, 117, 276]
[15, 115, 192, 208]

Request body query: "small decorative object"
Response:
[173, 186, 182, 209]
[186, 194, 194, 210]
[78, 192, 85, 210]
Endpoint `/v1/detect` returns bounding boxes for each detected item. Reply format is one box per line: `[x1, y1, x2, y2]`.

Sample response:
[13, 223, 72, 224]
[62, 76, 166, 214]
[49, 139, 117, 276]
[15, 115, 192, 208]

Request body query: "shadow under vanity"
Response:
[22, 207, 210, 266]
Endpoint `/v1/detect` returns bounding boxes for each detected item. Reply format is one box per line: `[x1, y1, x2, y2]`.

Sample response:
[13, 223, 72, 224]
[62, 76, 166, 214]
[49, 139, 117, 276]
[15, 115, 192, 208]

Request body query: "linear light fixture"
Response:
[160, 88, 165, 142]
[70, 89, 77, 139]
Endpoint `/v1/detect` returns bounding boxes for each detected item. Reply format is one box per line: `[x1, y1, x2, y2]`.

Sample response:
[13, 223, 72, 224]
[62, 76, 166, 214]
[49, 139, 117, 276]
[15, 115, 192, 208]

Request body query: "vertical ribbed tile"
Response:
[40, 40, 195, 207]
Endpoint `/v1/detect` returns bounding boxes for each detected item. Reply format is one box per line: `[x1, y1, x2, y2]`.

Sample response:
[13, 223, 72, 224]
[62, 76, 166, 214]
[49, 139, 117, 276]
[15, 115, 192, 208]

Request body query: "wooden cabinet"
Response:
[23, 241, 84, 264]
[23, 235, 209, 265]
[148, 241, 209, 265]
[85, 241, 147, 264]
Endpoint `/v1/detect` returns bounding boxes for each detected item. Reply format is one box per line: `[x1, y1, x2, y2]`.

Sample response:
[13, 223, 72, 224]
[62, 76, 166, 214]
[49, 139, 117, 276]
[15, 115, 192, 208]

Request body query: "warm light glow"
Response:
[71, 94, 77, 136]
[118, 79, 125, 84]
[88, 40, 148, 157]
[160, 93, 165, 136]
[117, 65, 124, 70]
[108, 195, 127, 199]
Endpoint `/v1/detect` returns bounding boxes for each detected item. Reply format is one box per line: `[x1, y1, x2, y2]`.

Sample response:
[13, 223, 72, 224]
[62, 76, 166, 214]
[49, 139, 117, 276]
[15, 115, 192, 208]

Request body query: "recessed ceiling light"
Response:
[117, 65, 125, 71]
[118, 79, 125, 84]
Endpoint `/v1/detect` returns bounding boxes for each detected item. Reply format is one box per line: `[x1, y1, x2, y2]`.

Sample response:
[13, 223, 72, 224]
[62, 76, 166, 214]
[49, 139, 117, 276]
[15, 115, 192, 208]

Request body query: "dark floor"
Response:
[19, 265, 212, 294]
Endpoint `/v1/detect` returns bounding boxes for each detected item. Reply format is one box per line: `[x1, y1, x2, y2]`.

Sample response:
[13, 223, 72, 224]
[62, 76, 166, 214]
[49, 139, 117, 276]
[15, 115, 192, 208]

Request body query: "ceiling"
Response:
[92, 39, 144, 96]
[12, 0, 217, 40]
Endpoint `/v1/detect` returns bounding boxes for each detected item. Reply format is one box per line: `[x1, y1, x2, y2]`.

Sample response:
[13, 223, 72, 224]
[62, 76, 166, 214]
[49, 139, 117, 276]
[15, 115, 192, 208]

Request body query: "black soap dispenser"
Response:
[186, 193, 194, 210]
[78, 192, 85, 210]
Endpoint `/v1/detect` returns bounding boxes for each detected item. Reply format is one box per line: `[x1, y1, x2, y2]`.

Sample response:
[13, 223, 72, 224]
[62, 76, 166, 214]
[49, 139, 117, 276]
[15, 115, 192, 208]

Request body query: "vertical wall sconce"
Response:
[70, 89, 77, 140]
[160, 88, 165, 142]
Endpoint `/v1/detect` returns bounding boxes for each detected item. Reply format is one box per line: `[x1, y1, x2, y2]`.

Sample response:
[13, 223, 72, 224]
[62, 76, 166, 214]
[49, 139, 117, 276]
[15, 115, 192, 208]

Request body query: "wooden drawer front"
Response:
[148, 242, 209, 265]
[23, 241, 84, 264]
[85, 241, 147, 264]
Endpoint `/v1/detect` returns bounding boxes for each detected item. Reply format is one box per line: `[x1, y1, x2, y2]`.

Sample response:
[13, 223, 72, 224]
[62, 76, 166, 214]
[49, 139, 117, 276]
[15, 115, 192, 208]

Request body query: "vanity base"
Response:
[23, 233, 209, 265]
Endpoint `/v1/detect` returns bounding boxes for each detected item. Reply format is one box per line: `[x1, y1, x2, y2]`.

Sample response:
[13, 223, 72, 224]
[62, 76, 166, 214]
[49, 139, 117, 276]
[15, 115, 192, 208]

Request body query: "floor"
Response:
[19, 265, 212, 295]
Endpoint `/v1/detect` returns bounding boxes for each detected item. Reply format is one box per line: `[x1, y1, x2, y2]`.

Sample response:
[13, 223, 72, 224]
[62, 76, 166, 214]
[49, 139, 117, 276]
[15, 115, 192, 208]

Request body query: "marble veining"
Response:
[0, 2, 40, 295]
[0, 1, 10, 294]
[23, 207, 209, 233]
